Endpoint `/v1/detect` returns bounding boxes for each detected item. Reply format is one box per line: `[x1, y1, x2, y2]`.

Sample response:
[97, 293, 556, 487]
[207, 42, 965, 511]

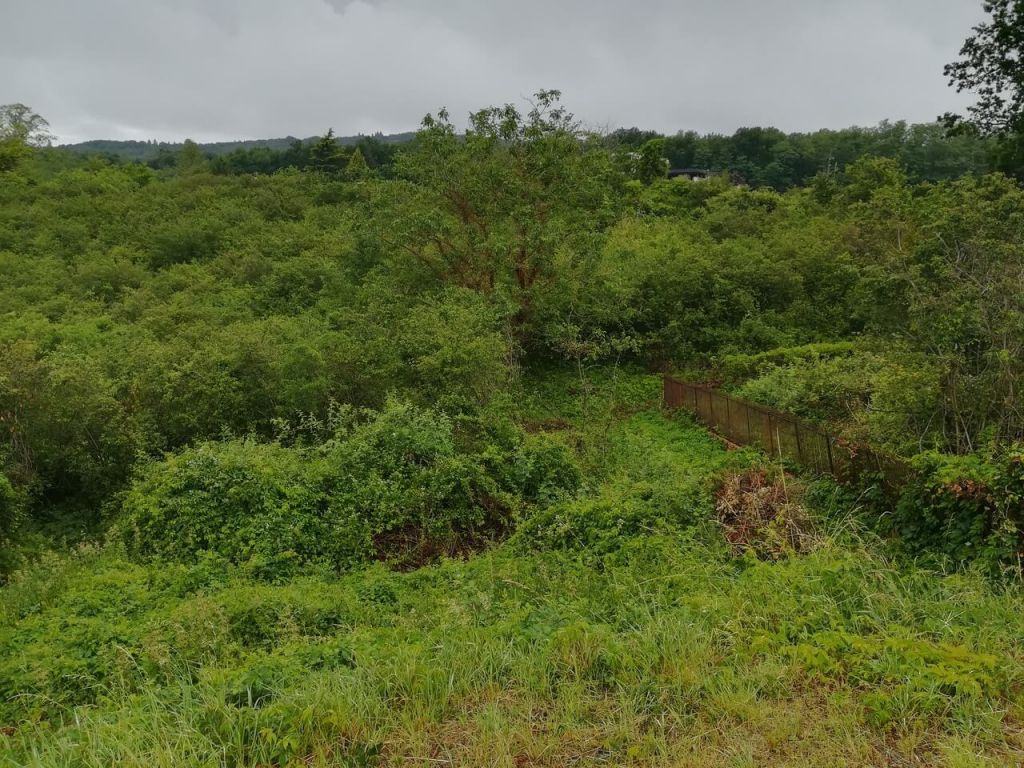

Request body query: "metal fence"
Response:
[663, 375, 912, 491]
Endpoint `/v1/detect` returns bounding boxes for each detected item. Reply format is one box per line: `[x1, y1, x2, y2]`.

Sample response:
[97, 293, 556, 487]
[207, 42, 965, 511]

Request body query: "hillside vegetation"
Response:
[3, 376, 1024, 766]
[2, 91, 1024, 765]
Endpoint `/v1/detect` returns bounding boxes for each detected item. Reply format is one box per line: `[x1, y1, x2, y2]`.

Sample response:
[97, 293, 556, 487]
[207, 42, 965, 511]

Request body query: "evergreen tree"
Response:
[345, 146, 371, 180]
[309, 128, 344, 174]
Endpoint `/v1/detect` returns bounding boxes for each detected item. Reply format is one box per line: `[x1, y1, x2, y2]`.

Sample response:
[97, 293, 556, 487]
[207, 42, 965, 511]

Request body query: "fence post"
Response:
[825, 432, 835, 475]
[725, 395, 732, 440]
[794, 421, 803, 466]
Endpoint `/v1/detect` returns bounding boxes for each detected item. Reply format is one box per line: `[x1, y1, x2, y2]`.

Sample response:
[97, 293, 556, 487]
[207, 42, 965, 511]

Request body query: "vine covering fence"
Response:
[662, 375, 911, 491]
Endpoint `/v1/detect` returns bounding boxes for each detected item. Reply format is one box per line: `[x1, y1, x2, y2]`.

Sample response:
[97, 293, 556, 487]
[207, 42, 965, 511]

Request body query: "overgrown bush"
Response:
[508, 433, 582, 505]
[119, 400, 580, 576]
[731, 347, 947, 454]
[732, 350, 885, 427]
[891, 450, 1024, 573]
[0, 473, 21, 541]
[717, 341, 857, 384]
[314, 400, 506, 569]
[0, 472, 25, 576]
[393, 288, 512, 411]
[120, 437, 334, 577]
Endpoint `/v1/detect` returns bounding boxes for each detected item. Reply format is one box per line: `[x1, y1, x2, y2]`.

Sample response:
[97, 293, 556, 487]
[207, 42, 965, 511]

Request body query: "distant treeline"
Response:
[61, 132, 415, 174]
[59, 120, 1010, 189]
[607, 121, 1004, 189]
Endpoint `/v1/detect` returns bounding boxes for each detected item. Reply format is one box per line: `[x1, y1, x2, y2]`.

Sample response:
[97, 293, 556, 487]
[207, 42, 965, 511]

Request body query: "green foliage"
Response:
[3, 94, 1022, 526]
[733, 349, 886, 425]
[0, 104, 52, 173]
[3, 521, 1024, 763]
[392, 288, 511, 410]
[0, 104, 53, 149]
[718, 341, 858, 383]
[0, 472, 20, 534]
[119, 400, 579, 576]
[514, 410, 740, 553]
[345, 146, 371, 180]
[120, 438, 329, 574]
[385, 89, 625, 340]
[891, 450, 1024, 573]
[0, 473, 25, 575]
[777, 629, 1005, 727]
[630, 137, 669, 184]
[309, 129, 345, 175]
[175, 139, 208, 173]
[148, 216, 222, 268]
[612, 120, 997, 189]
[2, 395, 1024, 764]
[943, 0, 1024, 178]
[511, 432, 582, 505]
[0, 135, 30, 174]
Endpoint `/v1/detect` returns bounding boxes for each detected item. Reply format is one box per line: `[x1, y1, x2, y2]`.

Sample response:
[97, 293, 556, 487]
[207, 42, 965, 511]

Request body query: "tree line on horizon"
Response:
[54, 118, 1009, 189]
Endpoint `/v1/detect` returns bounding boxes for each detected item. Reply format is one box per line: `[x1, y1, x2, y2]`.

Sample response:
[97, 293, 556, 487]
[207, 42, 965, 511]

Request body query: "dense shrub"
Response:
[4, 115, 1024, 521]
[717, 341, 857, 384]
[891, 450, 1024, 573]
[147, 217, 223, 269]
[120, 439, 328, 574]
[0, 472, 25, 575]
[393, 288, 511, 410]
[507, 433, 582, 505]
[732, 350, 886, 426]
[730, 347, 945, 454]
[119, 401, 580, 576]
[0, 473, 21, 542]
[313, 401, 504, 566]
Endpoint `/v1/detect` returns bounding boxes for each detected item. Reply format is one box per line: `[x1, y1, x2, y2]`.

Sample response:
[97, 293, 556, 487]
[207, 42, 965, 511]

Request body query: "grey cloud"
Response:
[322, 0, 384, 14]
[0, 0, 982, 144]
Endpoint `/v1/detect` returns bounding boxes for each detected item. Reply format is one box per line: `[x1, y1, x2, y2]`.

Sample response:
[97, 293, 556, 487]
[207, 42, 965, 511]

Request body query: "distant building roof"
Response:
[667, 168, 710, 180]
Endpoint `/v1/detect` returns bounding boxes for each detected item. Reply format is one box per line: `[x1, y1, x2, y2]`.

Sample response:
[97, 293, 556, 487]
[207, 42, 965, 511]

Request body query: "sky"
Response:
[0, 0, 984, 145]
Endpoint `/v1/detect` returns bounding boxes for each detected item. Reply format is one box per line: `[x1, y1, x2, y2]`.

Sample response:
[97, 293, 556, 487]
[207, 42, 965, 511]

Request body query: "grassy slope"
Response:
[1, 373, 1023, 767]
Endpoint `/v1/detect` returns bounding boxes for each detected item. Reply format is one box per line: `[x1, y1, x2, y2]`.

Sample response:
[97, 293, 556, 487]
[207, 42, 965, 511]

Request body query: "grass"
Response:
[1, 371, 1024, 766]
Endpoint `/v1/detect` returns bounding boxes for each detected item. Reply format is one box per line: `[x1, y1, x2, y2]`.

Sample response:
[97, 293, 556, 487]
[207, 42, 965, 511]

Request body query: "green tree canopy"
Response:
[381, 89, 624, 342]
[943, 0, 1024, 175]
[0, 103, 54, 147]
[0, 103, 53, 172]
[175, 139, 207, 173]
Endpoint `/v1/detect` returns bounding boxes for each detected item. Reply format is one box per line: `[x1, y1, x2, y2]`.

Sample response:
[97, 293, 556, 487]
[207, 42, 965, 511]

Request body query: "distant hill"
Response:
[59, 132, 418, 161]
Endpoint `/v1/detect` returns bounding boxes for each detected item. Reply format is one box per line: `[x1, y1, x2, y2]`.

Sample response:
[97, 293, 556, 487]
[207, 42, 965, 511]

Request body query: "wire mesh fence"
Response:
[663, 375, 912, 492]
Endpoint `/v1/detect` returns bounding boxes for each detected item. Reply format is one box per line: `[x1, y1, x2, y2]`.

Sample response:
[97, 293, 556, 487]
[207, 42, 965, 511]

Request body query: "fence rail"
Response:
[663, 375, 912, 491]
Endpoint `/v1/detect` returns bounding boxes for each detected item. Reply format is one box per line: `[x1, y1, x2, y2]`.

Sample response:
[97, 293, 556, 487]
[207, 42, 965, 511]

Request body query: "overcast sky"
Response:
[0, 0, 984, 144]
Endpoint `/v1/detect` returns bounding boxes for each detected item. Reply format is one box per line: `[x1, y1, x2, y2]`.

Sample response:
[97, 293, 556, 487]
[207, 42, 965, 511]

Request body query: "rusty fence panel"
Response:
[663, 375, 911, 492]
